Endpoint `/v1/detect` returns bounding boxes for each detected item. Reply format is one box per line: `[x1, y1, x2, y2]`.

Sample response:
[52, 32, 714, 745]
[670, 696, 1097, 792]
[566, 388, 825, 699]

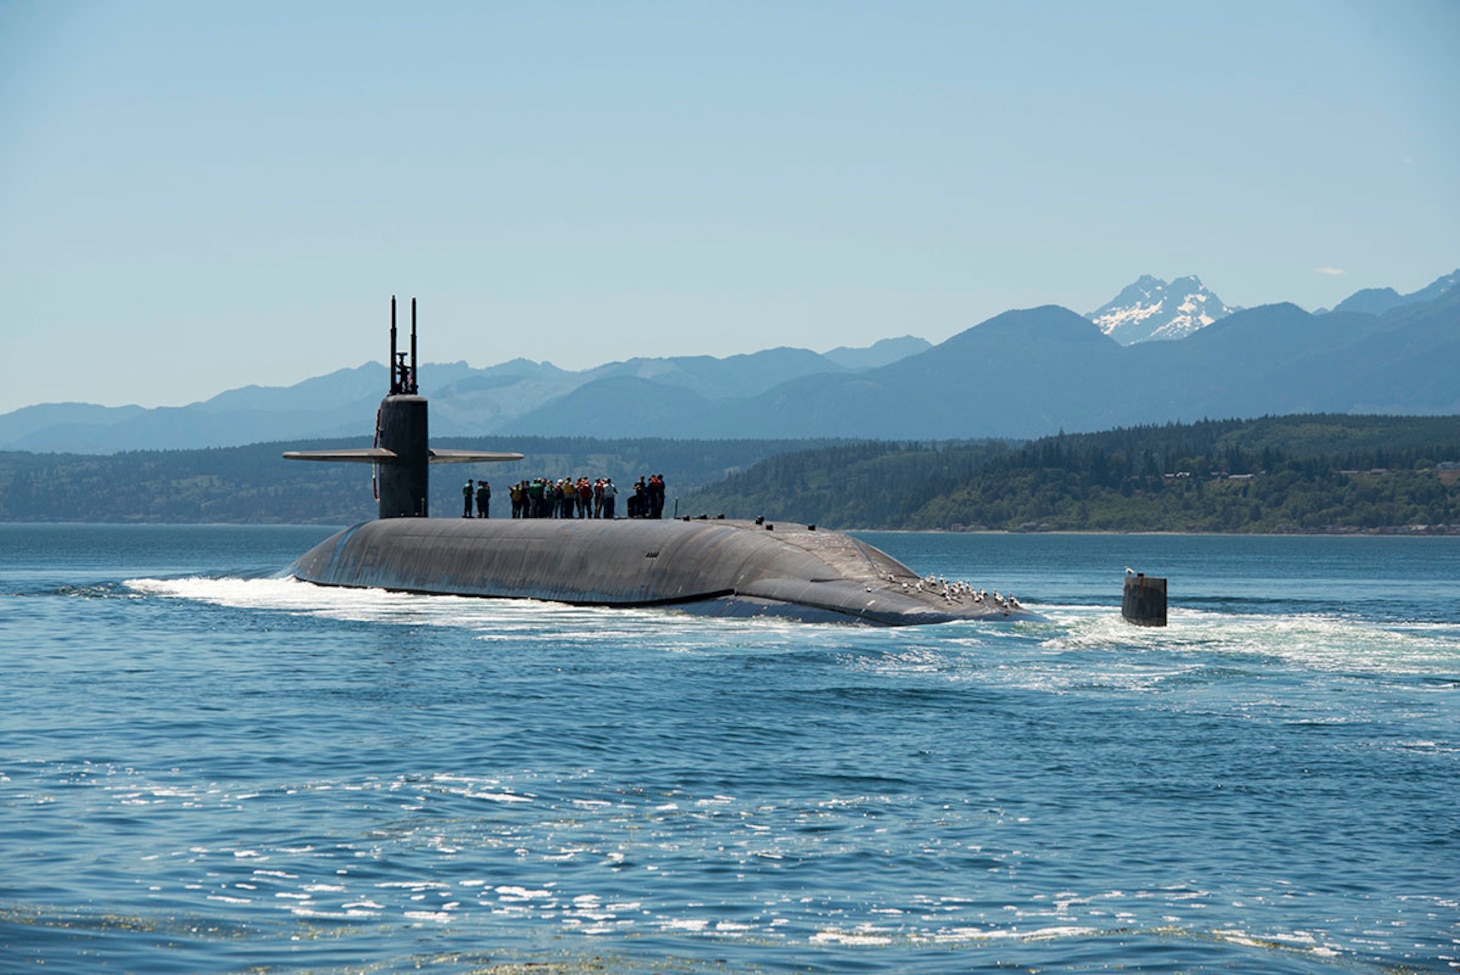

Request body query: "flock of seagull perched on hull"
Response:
[904, 575, 1022, 614]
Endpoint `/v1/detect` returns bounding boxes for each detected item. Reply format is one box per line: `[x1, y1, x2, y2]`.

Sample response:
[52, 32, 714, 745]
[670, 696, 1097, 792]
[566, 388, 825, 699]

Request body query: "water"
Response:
[2, 524, 1456, 973]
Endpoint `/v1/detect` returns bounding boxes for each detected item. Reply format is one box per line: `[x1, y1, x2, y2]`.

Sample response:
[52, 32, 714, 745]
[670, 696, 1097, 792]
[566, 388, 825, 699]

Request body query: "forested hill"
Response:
[681, 415, 1460, 534]
[0, 437, 833, 525]
[3, 416, 1457, 531]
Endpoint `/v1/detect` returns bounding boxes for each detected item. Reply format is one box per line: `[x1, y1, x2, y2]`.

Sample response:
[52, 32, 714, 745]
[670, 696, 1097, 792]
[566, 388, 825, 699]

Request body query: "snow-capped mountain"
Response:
[1086, 274, 1238, 344]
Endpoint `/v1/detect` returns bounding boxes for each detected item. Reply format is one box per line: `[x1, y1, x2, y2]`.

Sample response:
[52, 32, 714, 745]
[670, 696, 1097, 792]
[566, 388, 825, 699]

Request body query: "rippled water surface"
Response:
[2, 525, 1457, 973]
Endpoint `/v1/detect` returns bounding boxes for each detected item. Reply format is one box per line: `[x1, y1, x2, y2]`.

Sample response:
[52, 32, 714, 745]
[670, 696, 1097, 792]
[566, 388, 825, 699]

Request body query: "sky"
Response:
[1, 0, 1457, 414]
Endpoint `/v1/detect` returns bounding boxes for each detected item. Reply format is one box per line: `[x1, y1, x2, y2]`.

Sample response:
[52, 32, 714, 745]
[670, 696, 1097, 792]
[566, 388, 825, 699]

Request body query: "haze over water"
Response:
[2, 525, 1456, 973]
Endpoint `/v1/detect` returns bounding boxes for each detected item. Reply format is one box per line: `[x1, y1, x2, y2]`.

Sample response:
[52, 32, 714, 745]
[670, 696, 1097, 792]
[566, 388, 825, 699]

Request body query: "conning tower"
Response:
[377, 296, 428, 516]
[284, 297, 522, 517]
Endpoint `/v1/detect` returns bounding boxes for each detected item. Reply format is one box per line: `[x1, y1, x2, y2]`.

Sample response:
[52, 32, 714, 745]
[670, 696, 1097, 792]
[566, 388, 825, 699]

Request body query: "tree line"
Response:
[3, 415, 1457, 532]
[680, 415, 1460, 533]
[0, 437, 839, 524]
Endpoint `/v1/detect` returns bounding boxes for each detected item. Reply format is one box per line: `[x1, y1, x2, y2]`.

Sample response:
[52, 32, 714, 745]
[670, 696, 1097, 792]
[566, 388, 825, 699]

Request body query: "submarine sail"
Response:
[283, 296, 524, 517]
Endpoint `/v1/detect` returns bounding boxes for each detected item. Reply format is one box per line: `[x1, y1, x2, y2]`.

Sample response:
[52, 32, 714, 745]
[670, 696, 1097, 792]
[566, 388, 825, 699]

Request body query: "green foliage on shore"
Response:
[3, 415, 1457, 532]
[681, 415, 1460, 533]
[0, 437, 835, 524]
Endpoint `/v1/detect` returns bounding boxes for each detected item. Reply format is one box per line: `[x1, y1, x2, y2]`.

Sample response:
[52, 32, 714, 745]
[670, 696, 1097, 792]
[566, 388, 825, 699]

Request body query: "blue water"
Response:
[2, 525, 1456, 973]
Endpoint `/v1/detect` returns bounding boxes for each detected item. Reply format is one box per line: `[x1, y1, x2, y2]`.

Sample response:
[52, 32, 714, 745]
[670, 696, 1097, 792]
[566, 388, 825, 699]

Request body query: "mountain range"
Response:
[4, 271, 1456, 453]
[1328, 268, 1460, 316]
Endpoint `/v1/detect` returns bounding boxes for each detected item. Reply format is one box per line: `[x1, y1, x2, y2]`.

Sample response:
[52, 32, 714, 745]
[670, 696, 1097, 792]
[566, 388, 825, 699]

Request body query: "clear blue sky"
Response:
[2, 0, 1456, 414]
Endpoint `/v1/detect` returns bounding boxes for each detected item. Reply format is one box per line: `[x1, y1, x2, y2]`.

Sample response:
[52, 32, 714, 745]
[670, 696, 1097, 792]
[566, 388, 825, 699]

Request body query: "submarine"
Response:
[284, 298, 1036, 626]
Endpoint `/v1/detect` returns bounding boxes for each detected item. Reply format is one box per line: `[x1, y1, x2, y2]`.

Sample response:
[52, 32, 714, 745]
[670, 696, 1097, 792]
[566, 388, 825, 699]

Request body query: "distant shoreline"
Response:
[857, 526, 1460, 538]
[5, 520, 1459, 538]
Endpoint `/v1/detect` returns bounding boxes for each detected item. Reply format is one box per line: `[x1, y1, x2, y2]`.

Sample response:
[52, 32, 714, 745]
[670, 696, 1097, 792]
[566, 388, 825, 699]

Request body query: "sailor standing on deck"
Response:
[463, 479, 474, 518]
[648, 474, 666, 519]
[476, 479, 491, 518]
[602, 478, 617, 519]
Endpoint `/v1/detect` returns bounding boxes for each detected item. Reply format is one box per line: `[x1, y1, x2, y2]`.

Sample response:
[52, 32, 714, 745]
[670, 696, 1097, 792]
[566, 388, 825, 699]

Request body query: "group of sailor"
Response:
[466, 475, 666, 521]
[474, 475, 669, 520]
[462, 479, 491, 518]
[482, 477, 605, 519]
[625, 474, 668, 519]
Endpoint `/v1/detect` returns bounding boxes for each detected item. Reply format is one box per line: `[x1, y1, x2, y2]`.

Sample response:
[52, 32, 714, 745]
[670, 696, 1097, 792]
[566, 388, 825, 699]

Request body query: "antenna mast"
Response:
[389, 295, 400, 395]
[409, 297, 418, 394]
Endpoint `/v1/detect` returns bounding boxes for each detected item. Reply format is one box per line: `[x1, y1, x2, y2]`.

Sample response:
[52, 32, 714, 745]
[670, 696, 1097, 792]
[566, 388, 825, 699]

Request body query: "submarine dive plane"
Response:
[284, 298, 1037, 626]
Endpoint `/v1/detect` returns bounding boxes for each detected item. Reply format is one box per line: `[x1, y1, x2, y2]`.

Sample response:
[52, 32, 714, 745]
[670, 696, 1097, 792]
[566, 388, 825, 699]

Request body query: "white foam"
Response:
[812, 926, 894, 946]
[1034, 605, 1460, 678]
[123, 574, 810, 645]
[496, 886, 553, 900]
[124, 575, 636, 634]
[403, 910, 452, 923]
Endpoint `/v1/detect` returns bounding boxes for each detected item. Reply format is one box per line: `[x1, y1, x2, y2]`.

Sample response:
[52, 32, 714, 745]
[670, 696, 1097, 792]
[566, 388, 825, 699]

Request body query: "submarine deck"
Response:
[291, 517, 1031, 626]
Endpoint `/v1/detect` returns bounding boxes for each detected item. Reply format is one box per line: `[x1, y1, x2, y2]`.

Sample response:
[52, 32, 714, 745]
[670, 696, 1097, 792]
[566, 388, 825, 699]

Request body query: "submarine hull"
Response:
[292, 517, 1034, 626]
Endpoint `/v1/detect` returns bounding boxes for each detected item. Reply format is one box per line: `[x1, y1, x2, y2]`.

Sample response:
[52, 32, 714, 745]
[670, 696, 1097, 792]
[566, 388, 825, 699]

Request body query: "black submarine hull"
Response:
[291, 517, 1035, 626]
